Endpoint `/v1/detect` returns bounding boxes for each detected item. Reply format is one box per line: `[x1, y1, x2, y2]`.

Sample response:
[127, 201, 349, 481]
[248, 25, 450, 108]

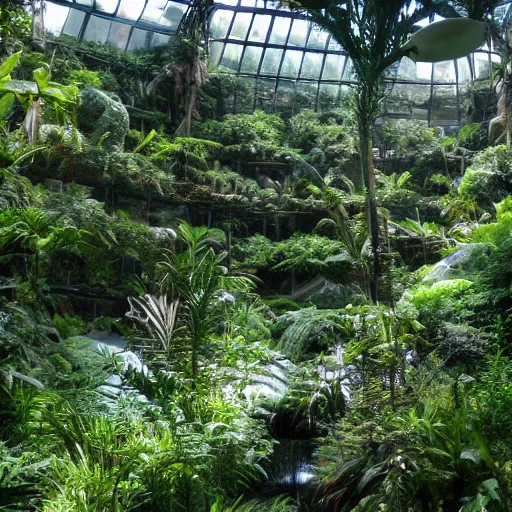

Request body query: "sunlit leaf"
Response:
[0, 51, 22, 80]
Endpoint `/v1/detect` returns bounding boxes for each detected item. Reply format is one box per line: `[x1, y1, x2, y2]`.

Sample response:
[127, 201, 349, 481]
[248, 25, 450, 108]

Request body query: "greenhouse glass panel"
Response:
[96, 0, 117, 14]
[300, 52, 323, 80]
[295, 81, 317, 109]
[140, 1, 186, 27]
[307, 26, 328, 50]
[62, 9, 86, 38]
[229, 12, 252, 40]
[457, 57, 472, 83]
[395, 57, 432, 82]
[83, 16, 111, 44]
[288, 19, 309, 47]
[75, 0, 93, 6]
[162, 3, 188, 28]
[261, 48, 283, 75]
[280, 50, 303, 78]
[220, 0, 239, 6]
[240, 46, 264, 73]
[328, 37, 343, 51]
[127, 28, 152, 50]
[210, 10, 234, 40]
[247, 15, 272, 42]
[234, 77, 256, 113]
[318, 83, 341, 110]
[151, 32, 171, 48]
[268, 17, 291, 44]
[221, 43, 244, 70]
[433, 61, 456, 83]
[342, 59, 357, 81]
[431, 85, 459, 122]
[276, 79, 297, 115]
[118, 0, 146, 20]
[209, 41, 224, 66]
[473, 52, 491, 80]
[255, 78, 276, 111]
[107, 21, 131, 50]
[385, 83, 431, 120]
[44, 3, 69, 36]
[322, 54, 345, 81]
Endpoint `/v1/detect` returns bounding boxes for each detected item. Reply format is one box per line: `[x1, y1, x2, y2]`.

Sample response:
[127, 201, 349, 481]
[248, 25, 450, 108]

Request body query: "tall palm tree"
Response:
[284, 0, 495, 300]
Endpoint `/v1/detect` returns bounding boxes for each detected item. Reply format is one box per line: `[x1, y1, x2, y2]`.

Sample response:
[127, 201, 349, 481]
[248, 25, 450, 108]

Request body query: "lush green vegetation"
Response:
[2, 3, 512, 511]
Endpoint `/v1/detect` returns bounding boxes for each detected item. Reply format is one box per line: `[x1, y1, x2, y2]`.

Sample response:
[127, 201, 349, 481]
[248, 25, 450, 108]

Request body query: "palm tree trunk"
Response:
[358, 95, 380, 302]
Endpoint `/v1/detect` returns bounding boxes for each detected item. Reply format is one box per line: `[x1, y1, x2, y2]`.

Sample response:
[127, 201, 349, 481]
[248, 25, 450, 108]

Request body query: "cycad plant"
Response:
[133, 222, 254, 376]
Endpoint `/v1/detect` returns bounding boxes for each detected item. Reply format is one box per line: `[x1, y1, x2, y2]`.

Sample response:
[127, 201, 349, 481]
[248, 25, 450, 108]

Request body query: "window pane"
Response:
[151, 32, 171, 48]
[229, 12, 252, 40]
[457, 57, 472, 83]
[210, 10, 233, 39]
[295, 81, 317, 109]
[127, 28, 151, 50]
[209, 41, 224, 66]
[221, 43, 244, 70]
[62, 9, 86, 37]
[96, 0, 117, 14]
[261, 48, 283, 74]
[318, 83, 340, 109]
[307, 25, 328, 49]
[300, 52, 323, 79]
[255, 77, 276, 111]
[107, 21, 131, 49]
[44, 3, 69, 36]
[248, 14, 271, 42]
[433, 61, 456, 83]
[322, 54, 345, 81]
[118, 0, 145, 20]
[240, 46, 263, 73]
[268, 17, 290, 44]
[288, 19, 308, 47]
[473, 52, 490, 81]
[141, 1, 168, 24]
[83, 16, 111, 44]
[161, 2, 187, 28]
[431, 85, 458, 122]
[280, 50, 302, 78]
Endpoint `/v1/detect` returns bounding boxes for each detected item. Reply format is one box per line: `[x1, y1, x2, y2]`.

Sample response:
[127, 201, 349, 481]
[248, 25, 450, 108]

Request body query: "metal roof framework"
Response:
[42, 0, 511, 124]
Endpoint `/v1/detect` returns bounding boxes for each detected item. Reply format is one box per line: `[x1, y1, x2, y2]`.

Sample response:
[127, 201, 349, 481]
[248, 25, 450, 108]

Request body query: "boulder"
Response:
[78, 87, 129, 152]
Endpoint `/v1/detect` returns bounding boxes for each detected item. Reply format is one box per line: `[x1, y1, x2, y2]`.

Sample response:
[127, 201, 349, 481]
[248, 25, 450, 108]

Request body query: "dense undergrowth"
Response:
[1, 5, 512, 511]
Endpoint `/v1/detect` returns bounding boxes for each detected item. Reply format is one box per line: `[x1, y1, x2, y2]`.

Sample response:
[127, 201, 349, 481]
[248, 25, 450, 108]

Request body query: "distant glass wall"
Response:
[43, 0, 191, 50]
[42, 0, 509, 124]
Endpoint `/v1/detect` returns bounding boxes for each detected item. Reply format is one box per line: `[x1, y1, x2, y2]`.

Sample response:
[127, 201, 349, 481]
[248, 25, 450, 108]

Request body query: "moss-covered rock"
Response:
[78, 87, 129, 152]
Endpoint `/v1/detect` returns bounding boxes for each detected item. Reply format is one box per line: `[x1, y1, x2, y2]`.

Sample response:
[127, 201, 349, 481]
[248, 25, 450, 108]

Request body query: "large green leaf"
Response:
[33, 66, 50, 91]
[43, 85, 78, 104]
[0, 51, 22, 80]
[0, 93, 14, 120]
[0, 80, 38, 95]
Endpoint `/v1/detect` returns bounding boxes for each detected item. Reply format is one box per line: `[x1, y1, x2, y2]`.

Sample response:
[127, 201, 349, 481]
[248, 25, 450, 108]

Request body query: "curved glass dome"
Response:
[41, 0, 510, 124]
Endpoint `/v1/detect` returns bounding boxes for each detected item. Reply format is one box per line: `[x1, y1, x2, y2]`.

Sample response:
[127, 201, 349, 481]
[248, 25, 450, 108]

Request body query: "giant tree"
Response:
[284, 0, 489, 301]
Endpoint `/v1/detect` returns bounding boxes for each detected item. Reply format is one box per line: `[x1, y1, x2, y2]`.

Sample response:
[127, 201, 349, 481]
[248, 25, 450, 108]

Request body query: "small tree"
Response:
[285, 0, 441, 301]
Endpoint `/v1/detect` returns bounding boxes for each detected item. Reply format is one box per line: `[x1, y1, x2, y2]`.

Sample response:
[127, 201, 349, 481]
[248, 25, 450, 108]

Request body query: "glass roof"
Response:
[42, 0, 510, 124]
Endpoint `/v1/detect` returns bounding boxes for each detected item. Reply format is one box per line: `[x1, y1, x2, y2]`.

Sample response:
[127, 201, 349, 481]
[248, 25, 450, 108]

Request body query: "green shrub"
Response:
[49, 353, 72, 373]
[458, 122, 486, 151]
[262, 298, 301, 316]
[459, 145, 512, 208]
[194, 110, 285, 146]
[65, 69, 102, 89]
[89, 316, 114, 332]
[53, 314, 86, 340]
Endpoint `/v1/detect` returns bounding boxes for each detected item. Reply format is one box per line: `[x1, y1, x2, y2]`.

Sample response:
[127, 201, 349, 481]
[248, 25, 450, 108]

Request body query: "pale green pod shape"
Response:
[402, 18, 486, 63]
